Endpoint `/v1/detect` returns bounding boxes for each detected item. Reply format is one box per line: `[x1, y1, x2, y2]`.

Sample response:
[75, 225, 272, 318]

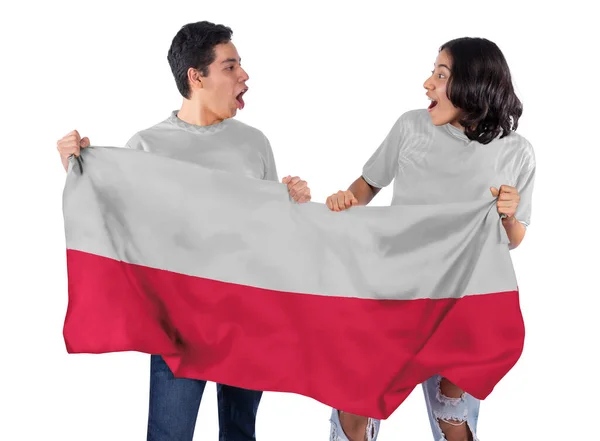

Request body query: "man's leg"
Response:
[147, 355, 207, 441]
[216, 383, 263, 441]
[422, 375, 480, 441]
[329, 409, 380, 441]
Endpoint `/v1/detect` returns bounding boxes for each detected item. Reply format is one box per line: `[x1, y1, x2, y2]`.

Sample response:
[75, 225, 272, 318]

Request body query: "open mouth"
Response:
[428, 99, 438, 111]
[236, 88, 248, 109]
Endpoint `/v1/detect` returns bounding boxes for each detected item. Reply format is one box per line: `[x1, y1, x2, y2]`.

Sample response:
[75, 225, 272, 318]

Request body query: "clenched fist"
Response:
[326, 190, 358, 212]
[490, 185, 520, 219]
[282, 175, 311, 203]
[57, 130, 90, 172]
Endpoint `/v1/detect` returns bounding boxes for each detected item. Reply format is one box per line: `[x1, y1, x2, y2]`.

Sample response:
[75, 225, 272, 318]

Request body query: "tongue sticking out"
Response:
[236, 93, 245, 110]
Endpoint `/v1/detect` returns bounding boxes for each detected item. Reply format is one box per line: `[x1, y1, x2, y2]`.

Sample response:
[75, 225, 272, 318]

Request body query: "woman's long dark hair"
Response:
[440, 37, 523, 144]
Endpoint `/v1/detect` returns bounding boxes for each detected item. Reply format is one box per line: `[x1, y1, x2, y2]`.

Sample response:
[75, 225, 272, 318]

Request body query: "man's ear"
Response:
[188, 68, 204, 90]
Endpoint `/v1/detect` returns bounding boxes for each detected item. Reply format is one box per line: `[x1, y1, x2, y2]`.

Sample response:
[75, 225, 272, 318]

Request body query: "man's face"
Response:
[199, 41, 249, 120]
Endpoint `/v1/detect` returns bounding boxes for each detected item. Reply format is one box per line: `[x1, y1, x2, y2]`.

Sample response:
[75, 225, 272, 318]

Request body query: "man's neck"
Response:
[176, 99, 224, 127]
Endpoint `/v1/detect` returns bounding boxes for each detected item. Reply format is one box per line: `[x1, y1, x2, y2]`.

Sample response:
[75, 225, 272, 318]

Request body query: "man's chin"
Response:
[217, 110, 235, 120]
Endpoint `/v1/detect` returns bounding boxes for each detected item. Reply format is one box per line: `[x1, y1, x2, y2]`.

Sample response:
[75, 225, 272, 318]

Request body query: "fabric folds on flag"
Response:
[62, 146, 524, 419]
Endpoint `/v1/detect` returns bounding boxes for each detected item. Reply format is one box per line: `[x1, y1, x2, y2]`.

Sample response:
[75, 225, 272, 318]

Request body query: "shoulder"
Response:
[498, 131, 536, 171]
[125, 117, 172, 151]
[124, 131, 145, 150]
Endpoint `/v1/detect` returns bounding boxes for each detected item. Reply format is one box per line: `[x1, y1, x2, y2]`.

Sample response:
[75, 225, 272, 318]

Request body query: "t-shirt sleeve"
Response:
[262, 135, 279, 182]
[361, 114, 405, 188]
[125, 133, 144, 151]
[514, 143, 536, 227]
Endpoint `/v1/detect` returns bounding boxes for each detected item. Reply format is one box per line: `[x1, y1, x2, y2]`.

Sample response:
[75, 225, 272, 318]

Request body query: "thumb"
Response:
[490, 186, 499, 197]
[80, 137, 90, 148]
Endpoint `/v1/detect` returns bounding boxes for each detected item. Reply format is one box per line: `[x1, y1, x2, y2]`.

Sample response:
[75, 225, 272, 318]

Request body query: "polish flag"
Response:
[61, 147, 524, 419]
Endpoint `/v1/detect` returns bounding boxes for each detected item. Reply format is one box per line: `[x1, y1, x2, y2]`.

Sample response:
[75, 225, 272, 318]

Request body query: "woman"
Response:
[326, 37, 535, 441]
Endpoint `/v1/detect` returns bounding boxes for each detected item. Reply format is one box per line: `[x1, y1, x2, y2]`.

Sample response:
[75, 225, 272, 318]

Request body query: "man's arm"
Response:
[261, 134, 311, 203]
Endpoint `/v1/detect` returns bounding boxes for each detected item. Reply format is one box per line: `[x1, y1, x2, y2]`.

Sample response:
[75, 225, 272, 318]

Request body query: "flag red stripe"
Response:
[63, 249, 524, 419]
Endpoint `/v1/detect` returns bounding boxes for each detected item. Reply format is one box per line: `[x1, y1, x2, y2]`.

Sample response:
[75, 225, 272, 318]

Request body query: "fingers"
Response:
[492, 185, 518, 198]
[496, 200, 517, 217]
[492, 185, 520, 203]
[498, 191, 520, 202]
[332, 192, 342, 211]
[57, 130, 88, 158]
[284, 176, 311, 203]
[326, 196, 334, 210]
[343, 191, 356, 208]
[496, 201, 515, 211]
[57, 140, 79, 156]
[283, 175, 312, 203]
[288, 180, 307, 198]
[491, 185, 520, 218]
[293, 186, 311, 203]
[499, 184, 516, 194]
[326, 190, 357, 211]
[63, 130, 81, 146]
[494, 185, 519, 207]
[283, 176, 297, 183]
[282, 175, 299, 188]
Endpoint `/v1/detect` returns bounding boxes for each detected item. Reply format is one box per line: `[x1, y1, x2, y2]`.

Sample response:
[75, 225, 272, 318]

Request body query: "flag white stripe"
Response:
[63, 147, 517, 300]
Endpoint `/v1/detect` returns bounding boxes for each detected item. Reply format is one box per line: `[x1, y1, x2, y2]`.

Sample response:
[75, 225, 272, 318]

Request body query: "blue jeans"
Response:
[146, 355, 263, 441]
[329, 375, 480, 441]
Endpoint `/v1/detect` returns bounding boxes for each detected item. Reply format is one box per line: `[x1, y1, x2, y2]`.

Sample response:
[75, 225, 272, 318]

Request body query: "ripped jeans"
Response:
[329, 375, 479, 441]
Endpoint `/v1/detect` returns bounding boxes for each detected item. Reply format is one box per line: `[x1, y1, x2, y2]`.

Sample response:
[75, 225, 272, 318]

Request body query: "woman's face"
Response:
[423, 50, 463, 128]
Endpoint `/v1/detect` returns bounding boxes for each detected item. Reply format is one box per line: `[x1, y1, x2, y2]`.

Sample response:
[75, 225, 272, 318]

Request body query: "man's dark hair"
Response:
[440, 37, 523, 144]
[167, 21, 233, 99]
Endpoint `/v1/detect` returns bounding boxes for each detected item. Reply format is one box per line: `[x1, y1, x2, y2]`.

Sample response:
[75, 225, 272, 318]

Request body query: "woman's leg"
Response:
[422, 375, 479, 441]
[329, 408, 380, 441]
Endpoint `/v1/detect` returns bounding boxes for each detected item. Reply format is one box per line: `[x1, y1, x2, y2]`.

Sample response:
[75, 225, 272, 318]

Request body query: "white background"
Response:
[1, 1, 598, 440]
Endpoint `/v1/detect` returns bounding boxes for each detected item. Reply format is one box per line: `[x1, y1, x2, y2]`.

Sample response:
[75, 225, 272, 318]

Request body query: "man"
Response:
[57, 21, 311, 441]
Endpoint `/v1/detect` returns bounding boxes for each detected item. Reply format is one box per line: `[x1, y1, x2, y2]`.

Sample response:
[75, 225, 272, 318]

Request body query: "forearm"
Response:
[502, 216, 526, 249]
[61, 155, 70, 172]
[348, 176, 380, 206]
